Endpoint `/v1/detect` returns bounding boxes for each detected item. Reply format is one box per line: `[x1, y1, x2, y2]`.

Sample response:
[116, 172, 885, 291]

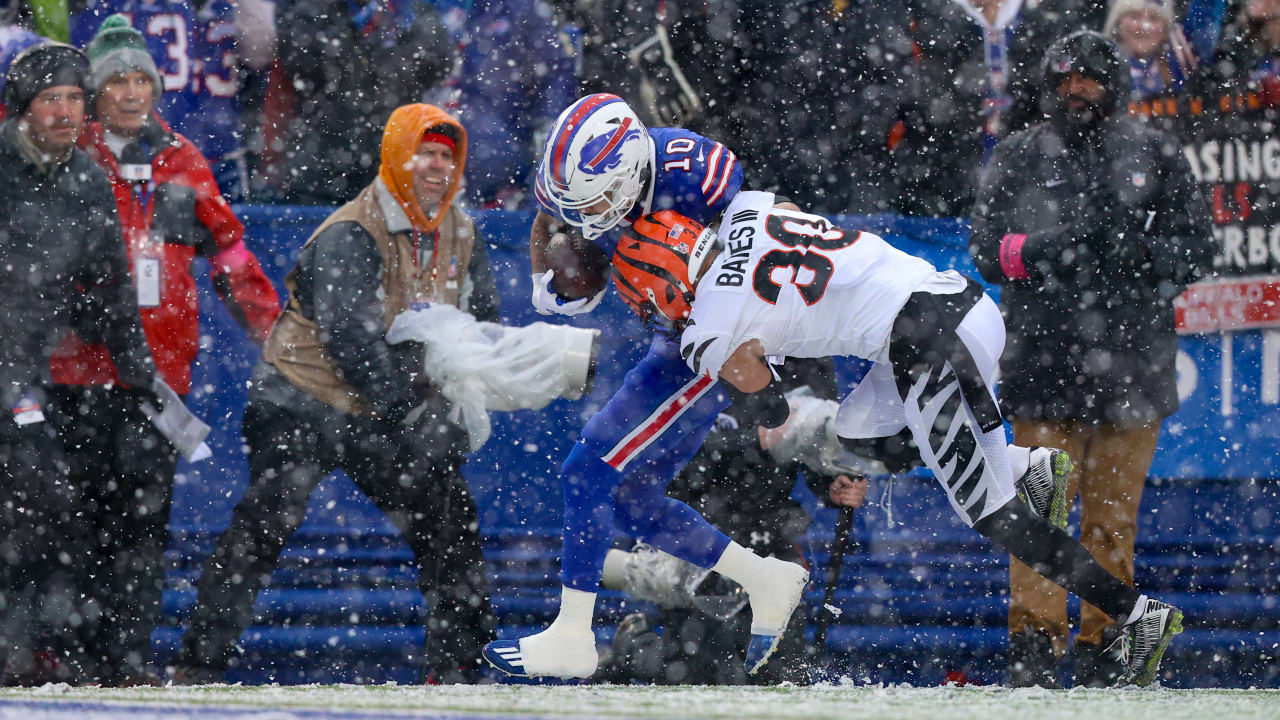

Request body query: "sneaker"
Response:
[1016, 447, 1073, 529]
[1007, 629, 1062, 689]
[1106, 599, 1184, 687]
[743, 557, 809, 675]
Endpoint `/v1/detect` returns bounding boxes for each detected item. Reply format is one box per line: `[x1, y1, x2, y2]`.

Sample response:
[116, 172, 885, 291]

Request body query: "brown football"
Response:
[545, 231, 611, 300]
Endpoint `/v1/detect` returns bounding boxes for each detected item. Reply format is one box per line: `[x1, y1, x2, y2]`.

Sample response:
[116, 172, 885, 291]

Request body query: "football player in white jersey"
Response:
[610, 191, 1185, 687]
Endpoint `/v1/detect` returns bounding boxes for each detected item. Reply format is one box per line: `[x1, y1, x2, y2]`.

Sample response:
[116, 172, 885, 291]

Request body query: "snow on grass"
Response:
[1, 683, 1279, 720]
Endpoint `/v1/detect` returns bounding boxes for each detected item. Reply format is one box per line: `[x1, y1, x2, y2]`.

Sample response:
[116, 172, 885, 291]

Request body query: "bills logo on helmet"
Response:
[578, 120, 642, 176]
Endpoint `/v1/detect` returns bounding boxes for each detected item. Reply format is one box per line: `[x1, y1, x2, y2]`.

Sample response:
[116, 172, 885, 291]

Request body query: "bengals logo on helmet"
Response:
[612, 211, 716, 326]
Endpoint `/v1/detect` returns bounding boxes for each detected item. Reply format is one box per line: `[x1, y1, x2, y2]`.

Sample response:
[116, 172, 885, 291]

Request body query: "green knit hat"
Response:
[84, 14, 162, 100]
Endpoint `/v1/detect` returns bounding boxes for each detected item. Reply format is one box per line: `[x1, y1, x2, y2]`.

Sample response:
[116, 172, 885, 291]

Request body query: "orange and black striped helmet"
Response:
[612, 210, 717, 325]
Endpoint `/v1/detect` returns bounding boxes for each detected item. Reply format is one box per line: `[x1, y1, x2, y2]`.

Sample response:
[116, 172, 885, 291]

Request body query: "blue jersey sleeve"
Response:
[647, 127, 745, 225]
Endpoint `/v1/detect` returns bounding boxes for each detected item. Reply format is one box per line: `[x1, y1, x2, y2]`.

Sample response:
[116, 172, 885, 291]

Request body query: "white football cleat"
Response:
[744, 557, 809, 675]
[483, 623, 598, 679]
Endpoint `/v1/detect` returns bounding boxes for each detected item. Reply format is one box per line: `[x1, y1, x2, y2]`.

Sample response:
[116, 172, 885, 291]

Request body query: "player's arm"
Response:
[529, 210, 555, 275]
[718, 339, 771, 393]
[528, 210, 604, 316]
[718, 340, 790, 428]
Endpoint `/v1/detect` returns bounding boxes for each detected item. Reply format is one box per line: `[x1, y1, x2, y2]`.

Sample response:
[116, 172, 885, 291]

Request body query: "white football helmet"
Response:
[534, 93, 653, 240]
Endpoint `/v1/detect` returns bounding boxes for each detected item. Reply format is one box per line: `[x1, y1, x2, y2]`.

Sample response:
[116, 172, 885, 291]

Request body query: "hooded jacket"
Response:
[262, 104, 498, 420]
[0, 118, 155, 407]
[969, 31, 1213, 426]
[49, 115, 280, 394]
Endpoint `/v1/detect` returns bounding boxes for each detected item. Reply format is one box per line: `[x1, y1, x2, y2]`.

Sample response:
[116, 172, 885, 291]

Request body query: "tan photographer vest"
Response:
[262, 181, 475, 414]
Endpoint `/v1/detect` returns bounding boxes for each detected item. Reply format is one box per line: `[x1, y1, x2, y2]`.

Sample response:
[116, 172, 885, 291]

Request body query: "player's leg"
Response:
[608, 424, 809, 674]
[892, 289, 1181, 685]
[484, 338, 728, 678]
[834, 355, 1041, 505]
[485, 337, 806, 677]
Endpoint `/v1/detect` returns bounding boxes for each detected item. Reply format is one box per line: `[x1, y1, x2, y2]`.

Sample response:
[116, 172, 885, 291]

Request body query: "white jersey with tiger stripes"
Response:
[679, 191, 937, 379]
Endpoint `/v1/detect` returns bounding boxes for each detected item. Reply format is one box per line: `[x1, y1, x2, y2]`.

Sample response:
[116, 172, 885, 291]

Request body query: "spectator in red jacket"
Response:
[45, 14, 280, 686]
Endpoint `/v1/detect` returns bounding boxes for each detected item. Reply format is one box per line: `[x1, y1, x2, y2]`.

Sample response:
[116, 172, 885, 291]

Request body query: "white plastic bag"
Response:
[386, 304, 598, 451]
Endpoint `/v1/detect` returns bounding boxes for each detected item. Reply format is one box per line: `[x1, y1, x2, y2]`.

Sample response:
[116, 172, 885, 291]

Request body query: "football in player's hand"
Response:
[546, 231, 611, 300]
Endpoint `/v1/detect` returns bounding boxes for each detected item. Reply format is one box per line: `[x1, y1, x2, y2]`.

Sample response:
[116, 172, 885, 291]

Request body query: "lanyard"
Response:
[412, 227, 441, 278]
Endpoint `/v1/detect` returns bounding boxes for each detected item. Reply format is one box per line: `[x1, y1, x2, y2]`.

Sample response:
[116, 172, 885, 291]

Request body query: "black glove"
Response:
[1080, 188, 1151, 271]
[386, 384, 468, 459]
[628, 25, 701, 126]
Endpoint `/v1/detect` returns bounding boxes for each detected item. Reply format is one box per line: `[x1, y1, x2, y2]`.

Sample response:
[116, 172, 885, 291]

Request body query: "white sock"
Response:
[1123, 594, 1150, 626]
[548, 585, 596, 635]
[1007, 444, 1032, 480]
[711, 541, 764, 589]
[977, 425, 1016, 497]
[600, 549, 629, 591]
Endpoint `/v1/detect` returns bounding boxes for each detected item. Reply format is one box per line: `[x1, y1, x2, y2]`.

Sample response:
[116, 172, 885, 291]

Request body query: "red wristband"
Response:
[999, 233, 1030, 280]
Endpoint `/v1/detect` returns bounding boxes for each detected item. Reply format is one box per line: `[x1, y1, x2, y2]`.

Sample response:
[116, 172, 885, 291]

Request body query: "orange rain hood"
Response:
[378, 103, 467, 234]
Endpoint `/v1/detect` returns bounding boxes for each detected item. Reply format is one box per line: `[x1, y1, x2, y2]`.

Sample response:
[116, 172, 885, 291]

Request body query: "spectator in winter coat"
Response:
[1105, 0, 1225, 104]
[0, 42, 156, 684]
[43, 15, 280, 686]
[969, 31, 1212, 688]
[171, 104, 498, 685]
[278, 0, 455, 204]
[898, 0, 1098, 216]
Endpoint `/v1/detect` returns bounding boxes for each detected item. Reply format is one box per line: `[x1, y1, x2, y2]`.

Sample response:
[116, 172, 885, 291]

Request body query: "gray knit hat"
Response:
[84, 14, 162, 100]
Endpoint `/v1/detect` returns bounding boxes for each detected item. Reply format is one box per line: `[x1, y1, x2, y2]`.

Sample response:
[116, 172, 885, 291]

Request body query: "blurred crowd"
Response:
[1, 0, 1277, 214]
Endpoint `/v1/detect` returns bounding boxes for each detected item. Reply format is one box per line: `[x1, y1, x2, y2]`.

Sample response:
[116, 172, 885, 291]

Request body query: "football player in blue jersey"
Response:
[483, 93, 810, 680]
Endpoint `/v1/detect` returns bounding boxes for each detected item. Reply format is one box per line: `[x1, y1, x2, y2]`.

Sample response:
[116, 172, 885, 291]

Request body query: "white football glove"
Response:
[531, 270, 605, 317]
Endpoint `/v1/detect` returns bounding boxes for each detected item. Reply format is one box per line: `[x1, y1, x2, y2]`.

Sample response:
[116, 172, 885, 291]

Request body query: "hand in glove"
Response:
[530, 270, 605, 316]
[1077, 185, 1150, 269]
[628, 25, 701, 126]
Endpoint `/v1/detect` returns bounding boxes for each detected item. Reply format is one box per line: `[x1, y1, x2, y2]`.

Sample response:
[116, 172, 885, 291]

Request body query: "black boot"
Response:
[599, 612, 664, 683]
[1073, 626, 1125, 688]
[1008, 629, 1062, 688]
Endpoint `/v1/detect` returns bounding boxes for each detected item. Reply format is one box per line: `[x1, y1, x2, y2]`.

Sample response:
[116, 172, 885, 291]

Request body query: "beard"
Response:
[1062, 95, 1105, 126]
[1052, 91, 1112, 145]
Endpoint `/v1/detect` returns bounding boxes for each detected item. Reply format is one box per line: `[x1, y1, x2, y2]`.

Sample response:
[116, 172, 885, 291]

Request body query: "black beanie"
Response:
[2, 43, 90, 118]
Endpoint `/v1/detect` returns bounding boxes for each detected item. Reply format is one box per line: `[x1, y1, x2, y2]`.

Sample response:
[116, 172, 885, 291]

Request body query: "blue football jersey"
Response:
[72, 0, 198, 130]
[184, 0, 242, 163]
[586, 127, 742, 256]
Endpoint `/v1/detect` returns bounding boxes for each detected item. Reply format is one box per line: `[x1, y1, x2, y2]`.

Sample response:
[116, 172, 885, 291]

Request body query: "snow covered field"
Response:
[1, 684, 1278, 720]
